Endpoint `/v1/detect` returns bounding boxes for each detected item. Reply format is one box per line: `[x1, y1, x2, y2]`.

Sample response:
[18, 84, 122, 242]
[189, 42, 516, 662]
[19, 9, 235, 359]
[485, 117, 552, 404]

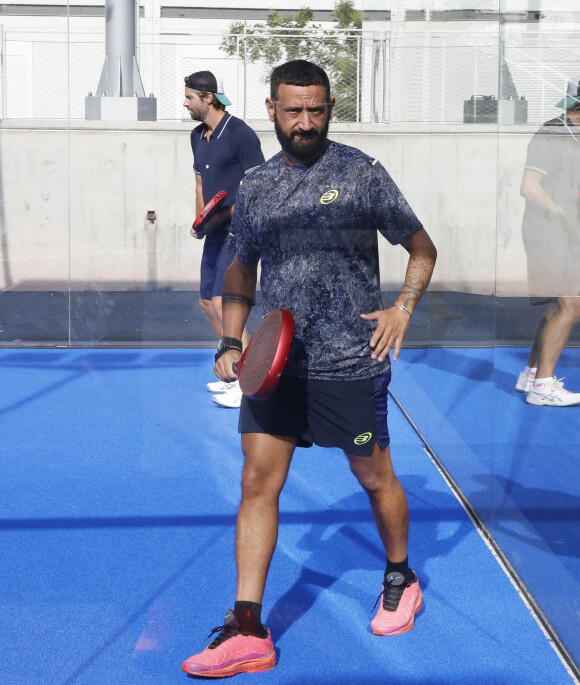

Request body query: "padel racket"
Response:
[193, 189, 228, 237]
[235, 308, 294, 400]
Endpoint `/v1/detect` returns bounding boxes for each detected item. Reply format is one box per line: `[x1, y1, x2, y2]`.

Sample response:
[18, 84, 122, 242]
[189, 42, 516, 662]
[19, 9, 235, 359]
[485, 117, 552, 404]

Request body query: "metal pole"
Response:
[243, 27, 247, 121]
[86, 0, 156, 120]
[134, 0, 139, 63]
[356, 35, 360, 122]
[96, 0, 145, 97]
[236, 34, 240, 116]
[0, 25, 6, 119]
[383, 34, 388, 123]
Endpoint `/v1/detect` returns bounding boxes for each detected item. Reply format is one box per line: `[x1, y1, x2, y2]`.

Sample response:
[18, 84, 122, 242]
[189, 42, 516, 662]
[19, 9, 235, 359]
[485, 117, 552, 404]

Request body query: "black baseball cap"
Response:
[185, 71, 231, 106]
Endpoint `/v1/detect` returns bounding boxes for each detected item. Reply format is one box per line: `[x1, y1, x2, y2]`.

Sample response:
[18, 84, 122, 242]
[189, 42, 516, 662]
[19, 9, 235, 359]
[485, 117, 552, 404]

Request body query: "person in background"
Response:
[184, 70, 265, 408]
[516, 74, 580, 406]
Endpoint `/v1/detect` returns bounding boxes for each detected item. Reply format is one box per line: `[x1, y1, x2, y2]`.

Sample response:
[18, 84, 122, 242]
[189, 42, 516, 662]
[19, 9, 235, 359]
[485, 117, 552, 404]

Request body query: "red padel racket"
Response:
[193, 189, 228, 237]
[235, 308, 294, 400]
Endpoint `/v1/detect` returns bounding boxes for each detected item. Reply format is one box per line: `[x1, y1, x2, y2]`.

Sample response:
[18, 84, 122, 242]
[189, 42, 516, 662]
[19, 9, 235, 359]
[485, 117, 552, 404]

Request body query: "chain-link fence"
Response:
[145, 29, 377, 123]
[2, 26, 580, 124]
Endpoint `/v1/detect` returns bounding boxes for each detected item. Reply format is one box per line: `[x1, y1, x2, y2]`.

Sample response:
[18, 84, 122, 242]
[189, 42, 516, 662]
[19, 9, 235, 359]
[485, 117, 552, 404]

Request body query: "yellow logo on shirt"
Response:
[320, 189, 339, 204]
[354, 432, 373, 446]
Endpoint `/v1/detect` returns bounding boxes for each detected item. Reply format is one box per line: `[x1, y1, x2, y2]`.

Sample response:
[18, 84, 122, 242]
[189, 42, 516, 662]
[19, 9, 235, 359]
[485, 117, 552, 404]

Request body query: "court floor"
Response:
[393, 346, 580, 676]
[0, 348, 577, 684]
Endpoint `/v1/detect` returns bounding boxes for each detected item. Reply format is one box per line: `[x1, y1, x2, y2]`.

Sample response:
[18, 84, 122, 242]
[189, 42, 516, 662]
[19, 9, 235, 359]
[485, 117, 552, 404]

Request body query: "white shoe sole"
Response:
[526, 394, 580, 407]
[211, 392, 242, 408]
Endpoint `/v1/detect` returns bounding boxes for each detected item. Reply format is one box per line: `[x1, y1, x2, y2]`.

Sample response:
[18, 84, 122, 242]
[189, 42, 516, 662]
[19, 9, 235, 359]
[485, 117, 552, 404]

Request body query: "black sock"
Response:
[385, 557, 414, 583]
[233, 601, 268, 638]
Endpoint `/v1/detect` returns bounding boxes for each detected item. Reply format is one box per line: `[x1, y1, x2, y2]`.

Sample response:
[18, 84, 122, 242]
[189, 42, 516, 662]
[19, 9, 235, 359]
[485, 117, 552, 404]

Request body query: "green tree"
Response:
[220, 1, 362, 121]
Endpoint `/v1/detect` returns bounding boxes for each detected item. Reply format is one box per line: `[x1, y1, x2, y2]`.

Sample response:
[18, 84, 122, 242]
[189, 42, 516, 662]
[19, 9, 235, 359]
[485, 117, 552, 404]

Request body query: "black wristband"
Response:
[215, 336, 242, 362]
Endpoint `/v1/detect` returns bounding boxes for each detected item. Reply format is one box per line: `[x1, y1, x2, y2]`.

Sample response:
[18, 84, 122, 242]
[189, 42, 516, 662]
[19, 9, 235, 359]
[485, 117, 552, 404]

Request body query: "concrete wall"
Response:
[0, 119, 533, 295]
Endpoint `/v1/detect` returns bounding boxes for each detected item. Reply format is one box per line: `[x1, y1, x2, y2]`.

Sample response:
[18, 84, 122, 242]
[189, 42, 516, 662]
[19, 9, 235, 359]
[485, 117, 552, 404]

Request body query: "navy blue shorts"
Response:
[200, 227, 234, 301]
[238, 368, 391, 457]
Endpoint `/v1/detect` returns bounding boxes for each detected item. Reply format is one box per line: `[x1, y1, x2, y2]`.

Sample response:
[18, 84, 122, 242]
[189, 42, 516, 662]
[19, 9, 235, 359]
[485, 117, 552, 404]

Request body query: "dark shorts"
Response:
[238, 368, 391, 457]
[200, 228, 234, 301]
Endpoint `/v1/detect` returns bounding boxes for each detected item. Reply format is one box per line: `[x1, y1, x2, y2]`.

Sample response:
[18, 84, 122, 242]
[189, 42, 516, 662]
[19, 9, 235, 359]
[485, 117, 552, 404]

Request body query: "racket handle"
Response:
[191, 222, 205, 239]
[232, 348, 247, 377]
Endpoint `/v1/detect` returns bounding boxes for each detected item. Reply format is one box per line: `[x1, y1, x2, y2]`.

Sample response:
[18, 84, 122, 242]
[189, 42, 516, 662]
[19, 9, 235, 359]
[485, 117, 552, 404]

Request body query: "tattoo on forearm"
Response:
[400, 256, 435, 309]
[222, 292, 254, 309]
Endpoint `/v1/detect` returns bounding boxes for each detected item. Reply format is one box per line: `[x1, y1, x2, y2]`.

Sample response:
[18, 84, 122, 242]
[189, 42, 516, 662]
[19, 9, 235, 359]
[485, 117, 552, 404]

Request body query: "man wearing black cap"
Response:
[516, 74, 580, 406]
[184, 71, 264, 408]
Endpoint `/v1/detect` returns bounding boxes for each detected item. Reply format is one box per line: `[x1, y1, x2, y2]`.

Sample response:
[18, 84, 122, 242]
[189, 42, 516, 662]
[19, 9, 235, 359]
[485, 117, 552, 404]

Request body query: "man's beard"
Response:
[274, 116, 329, 163]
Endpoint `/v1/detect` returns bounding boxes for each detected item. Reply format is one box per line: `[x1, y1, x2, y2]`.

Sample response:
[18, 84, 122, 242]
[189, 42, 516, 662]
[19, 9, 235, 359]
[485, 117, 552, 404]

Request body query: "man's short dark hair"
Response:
[270, 60, 331, 102]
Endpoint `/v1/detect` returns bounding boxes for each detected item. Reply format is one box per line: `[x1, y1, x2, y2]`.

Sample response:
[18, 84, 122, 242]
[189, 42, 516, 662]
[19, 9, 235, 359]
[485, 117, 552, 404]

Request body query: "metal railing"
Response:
[2, 26, 580, 124]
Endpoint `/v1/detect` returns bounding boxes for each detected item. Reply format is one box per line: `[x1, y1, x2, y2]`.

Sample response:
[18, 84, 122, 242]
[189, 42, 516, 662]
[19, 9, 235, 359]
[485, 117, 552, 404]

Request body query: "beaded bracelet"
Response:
[393, 304, 412, 318]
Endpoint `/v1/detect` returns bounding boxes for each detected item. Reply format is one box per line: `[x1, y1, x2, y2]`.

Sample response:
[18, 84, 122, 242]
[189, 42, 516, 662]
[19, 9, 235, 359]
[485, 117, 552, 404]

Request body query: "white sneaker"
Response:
[515, 371, 533, 393]
[526, 377, 580, 406]
[206, 380, 237, 393]
[212, 381, 243, 408]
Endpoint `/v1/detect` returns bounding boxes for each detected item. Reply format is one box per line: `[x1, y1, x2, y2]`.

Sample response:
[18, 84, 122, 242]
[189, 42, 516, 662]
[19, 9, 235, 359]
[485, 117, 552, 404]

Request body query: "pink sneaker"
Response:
[182, 610, 276, 677]
[371, 570, 422, 636]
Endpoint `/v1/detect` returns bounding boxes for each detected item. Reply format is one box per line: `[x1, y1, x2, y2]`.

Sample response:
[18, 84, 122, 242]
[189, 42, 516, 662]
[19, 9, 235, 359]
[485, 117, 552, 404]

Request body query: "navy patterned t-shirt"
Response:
[228, 140, 423, 380]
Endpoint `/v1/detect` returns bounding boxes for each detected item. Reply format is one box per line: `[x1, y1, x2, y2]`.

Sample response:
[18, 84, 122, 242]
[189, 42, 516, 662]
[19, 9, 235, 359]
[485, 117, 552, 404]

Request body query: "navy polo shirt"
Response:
[190, 112, 264, 209]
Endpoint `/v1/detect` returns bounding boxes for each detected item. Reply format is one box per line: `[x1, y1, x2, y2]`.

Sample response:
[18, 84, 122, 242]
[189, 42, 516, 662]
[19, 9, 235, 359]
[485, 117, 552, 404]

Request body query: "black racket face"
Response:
[239, 310, 293, 398]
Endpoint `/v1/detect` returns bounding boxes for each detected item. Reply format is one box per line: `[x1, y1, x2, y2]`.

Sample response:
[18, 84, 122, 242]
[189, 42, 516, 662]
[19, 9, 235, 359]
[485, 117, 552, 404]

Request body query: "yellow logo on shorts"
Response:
[354, 432, 373, 446]
[320, 190, 339, 205]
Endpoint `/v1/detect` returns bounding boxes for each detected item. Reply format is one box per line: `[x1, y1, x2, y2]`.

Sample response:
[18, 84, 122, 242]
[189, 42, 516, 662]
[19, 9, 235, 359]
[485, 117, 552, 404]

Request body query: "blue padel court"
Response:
[1, 345, 578, 684]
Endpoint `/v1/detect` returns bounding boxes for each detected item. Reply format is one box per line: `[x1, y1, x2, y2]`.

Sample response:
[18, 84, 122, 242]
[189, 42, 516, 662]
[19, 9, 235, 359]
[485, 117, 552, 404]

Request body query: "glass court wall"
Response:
[0, 0, 578, 677]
